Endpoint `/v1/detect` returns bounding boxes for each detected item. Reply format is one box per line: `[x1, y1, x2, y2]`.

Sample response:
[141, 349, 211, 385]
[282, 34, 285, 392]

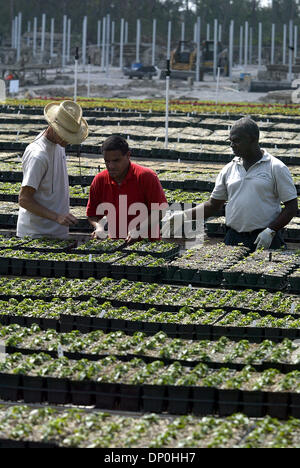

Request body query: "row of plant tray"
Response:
[0, 214, 92, 232]
[2, 105, 300, 124]
[2, 344, 300, 374]
[0, 439, 59, 449]
[0, 311, 299, 343]
[205, 222, 300, 243]
[0, 372, 298, 419]
[0, 142, 299, 165]
[0, 257, 163, 282]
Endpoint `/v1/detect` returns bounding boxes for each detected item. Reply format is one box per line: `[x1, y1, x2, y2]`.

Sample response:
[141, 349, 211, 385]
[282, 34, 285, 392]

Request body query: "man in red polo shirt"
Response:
[87, 135, 168, 241]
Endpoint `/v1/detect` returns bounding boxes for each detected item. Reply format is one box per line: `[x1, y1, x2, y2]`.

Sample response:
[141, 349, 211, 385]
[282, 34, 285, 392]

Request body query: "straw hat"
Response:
[44, 100, 89, 145]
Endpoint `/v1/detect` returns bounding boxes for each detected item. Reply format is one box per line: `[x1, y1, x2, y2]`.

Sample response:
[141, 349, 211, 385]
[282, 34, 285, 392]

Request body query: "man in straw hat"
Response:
[17, 100, 89, 239]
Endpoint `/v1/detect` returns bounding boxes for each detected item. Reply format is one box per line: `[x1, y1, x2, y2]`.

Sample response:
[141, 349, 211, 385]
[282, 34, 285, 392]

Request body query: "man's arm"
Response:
[191, 197, 226, 220]
[268, 198, 298, 231]
[19, 186, 78, 226]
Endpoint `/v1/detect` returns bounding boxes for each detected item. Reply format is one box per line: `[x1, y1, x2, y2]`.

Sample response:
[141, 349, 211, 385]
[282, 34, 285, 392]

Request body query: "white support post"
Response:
[206, 23, 210, 41]
[271, 23, 275, 65]
[41, 13, 46, 54]
[249, 27, 253, 65]
[111, 20, 115, 66]
[213, 18, 218, 80]
[17, 12, 22, 62]
[152, 18, 156, 66]
[11, 19, 15, 48]
[196, 16, 201, 82]
[106, 14, 110, 74]
[193, 23, 197, 43]
[125, 21, 128, 44]
[229, 20, 234, 78]
[218, 24, 222, 43]
[27, 21, 31, 47]
[258, 22, 262, 67]
[136, 19, 141, 63]
[101, 17, 106, 71]
[74, 47, 79, 102]
[67, 19, 71, 63]
[295, 25, 298, 61]
[33, 17, 37, 56]
[288, 20, 293, 81]
[62, 14, 67, 69]
[120, 18, 124, 69]
[82, 15, 87, 67]
[165, 20, 171, 150]
[283, 24, 287, 65]
[97, 20, 101, 48]
[181, 22, 185, 51]
[244, 21, 248, 69]
[239, 25, 243, 67]
[50, 18, 54, 58]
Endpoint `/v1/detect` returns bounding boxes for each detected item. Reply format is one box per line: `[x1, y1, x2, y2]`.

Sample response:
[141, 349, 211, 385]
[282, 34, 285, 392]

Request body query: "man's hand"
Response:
[126, 228, 141, 244]
[56, 213, 78, 226]
[161, 211, 188, 238]
[254, 228, 276, 250]
[91, 223, 108, 240]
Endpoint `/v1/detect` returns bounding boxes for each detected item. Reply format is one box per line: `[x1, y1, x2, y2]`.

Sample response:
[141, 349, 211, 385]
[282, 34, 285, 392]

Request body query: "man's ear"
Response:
[127, 150, 131, 160]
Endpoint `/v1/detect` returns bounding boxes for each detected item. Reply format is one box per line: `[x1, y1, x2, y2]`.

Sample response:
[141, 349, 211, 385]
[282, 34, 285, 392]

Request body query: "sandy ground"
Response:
[18, 64, 267, 103]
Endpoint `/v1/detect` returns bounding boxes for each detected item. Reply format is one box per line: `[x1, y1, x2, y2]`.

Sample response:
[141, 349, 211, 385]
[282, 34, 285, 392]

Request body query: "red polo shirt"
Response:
[86, 162, 168, 239]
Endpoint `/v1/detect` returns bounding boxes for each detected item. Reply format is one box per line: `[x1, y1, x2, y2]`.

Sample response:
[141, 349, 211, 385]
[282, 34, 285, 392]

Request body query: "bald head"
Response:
[231, 118, 260, 143]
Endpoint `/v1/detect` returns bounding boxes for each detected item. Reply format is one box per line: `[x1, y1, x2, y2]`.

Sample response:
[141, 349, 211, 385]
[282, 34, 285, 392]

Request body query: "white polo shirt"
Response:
[211, 151, 297, 233]
[17, 133, 70, 239]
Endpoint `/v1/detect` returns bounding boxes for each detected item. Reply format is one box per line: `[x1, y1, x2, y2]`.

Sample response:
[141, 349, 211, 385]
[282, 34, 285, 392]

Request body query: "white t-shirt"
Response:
[211, 151, 297, 233]
[17, 132, 70, 239]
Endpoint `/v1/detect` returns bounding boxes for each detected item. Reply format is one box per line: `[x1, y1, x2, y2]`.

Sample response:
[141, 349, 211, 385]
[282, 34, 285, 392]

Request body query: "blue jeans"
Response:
[224, 227, 286, 252]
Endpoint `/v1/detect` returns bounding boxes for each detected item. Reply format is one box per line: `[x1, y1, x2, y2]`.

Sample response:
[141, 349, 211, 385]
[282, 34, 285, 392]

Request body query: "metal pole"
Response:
[206, 23, 210, 41]
[271, 23, 275, 65]
[62, 14, 67, 69]
[41, 13, 46, 54]
[106, 14, 110, 74]
[181, 22, 185, 51]
[165, 21, 171, 150]
[125, 21, 128, 44]
[97, 20, 101, 48]
[215, 67, 221, 104]
[33, 17, 37, 56]
[229, 20, 234, 79]
[17, 12, 22, 62]
[74, 46, 79, 102]
[239, 25, 243, 67]
[136, 19, 141, 63]
[283, 24, 287, 65]
[294, 25, 298, 64]
[67, 19, 71, 63]
[244, 21, 248, 68]
[213, 18, 218, 80]
[87, 56, 91, 98]
[11, 19, 15, 48]
[288, 19, 293, 81]
[196, 16, 201, 82]
[193, 23, 197, 43]
[249, 27, 253, 65]
[152, 18, 156, 66]
[82, 15, 87, 67]
[258, 22, 262, 67]
[101, 17, 106, 71]
[27, 21, 31, 47]
[218, 24, 222, 43]
[120, 18, 124, 69]
[50, 18, 54, 58]
[111, 20, 115, 66]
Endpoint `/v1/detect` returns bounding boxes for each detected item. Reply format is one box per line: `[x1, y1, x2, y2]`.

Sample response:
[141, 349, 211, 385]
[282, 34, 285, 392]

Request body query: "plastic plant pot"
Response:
[143, 321, 161, 335]
[22, 375, 45, 403]
[70, 380, 95, 406]
[118, 383, 141, 412]
[218, 389, 242, 417]
[11, 258, 24, 276]
[74, 316, 92, 334]
[142, 384, 167, 413]
[52, 261, 67, 278]
[0, 373, 20, 401]
[192, 386, 216, 416]
[167, 385, 192, 415]
[242, 390, 266, 418]
[46, 377, 70, 405]
[290, 393, 300, 419]
[24, 259, 39, 277]
[265, 391, 289, 419]
[177, 323, 195, 340]
[0, 257, 10, 275]
[39, 260, 53, 278]
[94, 382, 119, 410]
[160, 322, 178, 338]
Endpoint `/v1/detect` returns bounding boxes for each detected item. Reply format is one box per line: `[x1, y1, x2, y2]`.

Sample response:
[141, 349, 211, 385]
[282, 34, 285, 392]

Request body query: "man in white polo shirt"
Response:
[17, 100, 89, 239]
[163, 117, 298, 251]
